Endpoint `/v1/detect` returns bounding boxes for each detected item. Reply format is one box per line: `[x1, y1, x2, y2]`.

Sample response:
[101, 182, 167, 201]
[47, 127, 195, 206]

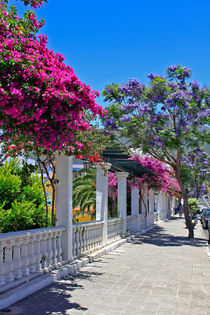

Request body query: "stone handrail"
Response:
[0, 226, 65, 287]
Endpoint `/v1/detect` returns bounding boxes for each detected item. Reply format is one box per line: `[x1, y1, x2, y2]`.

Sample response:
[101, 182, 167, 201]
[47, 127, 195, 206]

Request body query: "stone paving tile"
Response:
[5, 217, 210, 315]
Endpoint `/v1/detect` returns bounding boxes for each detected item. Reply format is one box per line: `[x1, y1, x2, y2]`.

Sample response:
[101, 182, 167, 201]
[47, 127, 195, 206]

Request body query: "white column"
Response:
[56, 155, 73, 261]
[116, 172, 129, 235]
[148, 190, 155, 226]
[95, 163, 111, 242]
[149, 190, 155, 213]
[131, 186, 139, 216]
[158, 192, 163, 220]
[141, 190, 147, 214]
[159, 191, 167, 220]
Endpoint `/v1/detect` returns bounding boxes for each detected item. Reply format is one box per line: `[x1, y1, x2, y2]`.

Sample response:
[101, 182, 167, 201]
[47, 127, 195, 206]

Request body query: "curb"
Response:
[199, 223, 210, 263]
[0, 238, 126, 310]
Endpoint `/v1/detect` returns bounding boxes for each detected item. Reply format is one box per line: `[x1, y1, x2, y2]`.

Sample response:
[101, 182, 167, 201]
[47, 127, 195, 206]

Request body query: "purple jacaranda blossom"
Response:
[168, 82, 177, 89]
[104, 86, 114, 94]
[167, 65, 177, 72]
[138, 104, 151, 116]
[197, 109, 210, 118]
[104, 119, 118, 129]
[118, 79, 145, 97]
[199, 183, 206, 197]
[120, 115, 131, 122]
[190, 80, 200, 89]
[120, 102, 140, 112]
[147, 73, 158, 80]
[183, 67, 191, 77]
[205, 98, 210, 105]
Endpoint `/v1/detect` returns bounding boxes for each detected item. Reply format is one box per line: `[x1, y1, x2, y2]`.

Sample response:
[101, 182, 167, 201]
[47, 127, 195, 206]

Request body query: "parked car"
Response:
[200, 209, 210, 229]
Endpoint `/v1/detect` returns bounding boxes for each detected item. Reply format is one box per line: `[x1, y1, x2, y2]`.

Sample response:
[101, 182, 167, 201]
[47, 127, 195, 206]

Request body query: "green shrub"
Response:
[188, 198, 198, 213]
[0, 199, 34, 233]
[0, 160, 21, 209]
[0, 158, 51, 233]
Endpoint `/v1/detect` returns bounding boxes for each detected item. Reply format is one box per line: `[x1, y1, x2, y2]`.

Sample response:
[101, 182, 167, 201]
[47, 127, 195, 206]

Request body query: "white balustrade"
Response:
[72, 221, 104, 258]
[146, 213, 154, 227]
[0, 226, 65, 288]
[107, 218, 123, 241]
[127, 215, 139, 233]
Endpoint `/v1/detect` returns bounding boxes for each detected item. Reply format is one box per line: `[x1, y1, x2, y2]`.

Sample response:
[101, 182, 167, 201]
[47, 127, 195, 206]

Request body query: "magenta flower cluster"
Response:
[0, 2, 105, 153]
[20, 0, 47, 9]
[130, 155, 181, 196]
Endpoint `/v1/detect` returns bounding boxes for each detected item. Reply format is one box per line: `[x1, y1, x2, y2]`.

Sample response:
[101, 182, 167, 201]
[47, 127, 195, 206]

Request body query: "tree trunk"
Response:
[182, 189, 194, 238]
[175, 153, 195, 238]
[35, 145, 48, 226]
[176, 176, 195, 238]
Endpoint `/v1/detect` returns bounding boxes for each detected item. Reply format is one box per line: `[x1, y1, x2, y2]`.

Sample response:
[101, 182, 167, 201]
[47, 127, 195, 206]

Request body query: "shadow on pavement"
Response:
[9, 269, 104, 315]
[128, 219, 207, 248]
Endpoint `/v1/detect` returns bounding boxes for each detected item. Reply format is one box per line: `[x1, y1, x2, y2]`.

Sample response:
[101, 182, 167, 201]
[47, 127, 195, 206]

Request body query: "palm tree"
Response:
[73, 168, 96, 213]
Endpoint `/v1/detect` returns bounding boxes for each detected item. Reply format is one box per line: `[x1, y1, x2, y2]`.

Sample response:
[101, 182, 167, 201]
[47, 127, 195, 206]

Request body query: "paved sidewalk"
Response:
[4, 218, 210, 315]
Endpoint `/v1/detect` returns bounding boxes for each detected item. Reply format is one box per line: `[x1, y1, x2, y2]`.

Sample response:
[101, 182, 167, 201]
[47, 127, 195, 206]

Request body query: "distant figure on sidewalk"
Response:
[178, 205, 183, 217]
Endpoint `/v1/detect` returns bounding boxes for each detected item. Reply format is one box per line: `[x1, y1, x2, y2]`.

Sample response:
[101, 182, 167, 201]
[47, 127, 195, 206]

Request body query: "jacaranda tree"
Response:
[103, 65, 210, 238]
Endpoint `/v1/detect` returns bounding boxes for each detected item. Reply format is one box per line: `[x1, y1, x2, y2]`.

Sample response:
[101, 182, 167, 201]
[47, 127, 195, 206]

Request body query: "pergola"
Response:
[55, 150, 157, 260]
[102, 147, 151, 177]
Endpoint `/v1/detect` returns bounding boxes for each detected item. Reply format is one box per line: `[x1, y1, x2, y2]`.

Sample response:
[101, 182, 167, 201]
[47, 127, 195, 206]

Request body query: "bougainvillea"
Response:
[20, 0, 47, 8]
[130, 155, 181, 197]
[0, 1, 105, 154]
[103, 65, 210, 237]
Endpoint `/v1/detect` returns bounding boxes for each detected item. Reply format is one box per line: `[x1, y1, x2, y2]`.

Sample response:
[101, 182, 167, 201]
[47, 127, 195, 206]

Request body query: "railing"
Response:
[0, 226, 65, 287]
[72, 221, 104, 258]
[146, 213, 154, 227]
[127, 215, 139, 233]
[0, 212, 159, 290]
[108, 218, 123, 241]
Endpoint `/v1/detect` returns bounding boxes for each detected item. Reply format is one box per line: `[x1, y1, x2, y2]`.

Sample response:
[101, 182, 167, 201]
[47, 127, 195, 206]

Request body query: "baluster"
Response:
[80, 227, 83, 254]
[13, 238, 23, 279]
[89, 227, 92, 250]
[96, 226, 98, 247]
[28, 235, 36, 273]
[89, 226, 92, 250]
[46, 231, 53, 270]
[40, 232, 48, 271]
[92, 227, 95, 248]
[5, 240, 15, 282]
[52, 231, 58, 265]
[82, 227, 85, 253]
[95, 226, 97, 247]
[74, 228, 78, 256]
[98, 226, 101, 245]
[21, 237, 30, 277]
[77, 227, 80, 256]
[86, 226, 90, 251]
[56, 230, 63, 264]
[84, 226, 88, 252]
[0, 241, 6, 286]
[34, 234, 42, 273]
[79, 226, 82, 256]
[72, 228, 76, 258]
[90, 226, 94, 249]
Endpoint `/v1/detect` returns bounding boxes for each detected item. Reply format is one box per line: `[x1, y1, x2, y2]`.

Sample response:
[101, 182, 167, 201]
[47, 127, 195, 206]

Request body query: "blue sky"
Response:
[12, 0, 210, 107]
